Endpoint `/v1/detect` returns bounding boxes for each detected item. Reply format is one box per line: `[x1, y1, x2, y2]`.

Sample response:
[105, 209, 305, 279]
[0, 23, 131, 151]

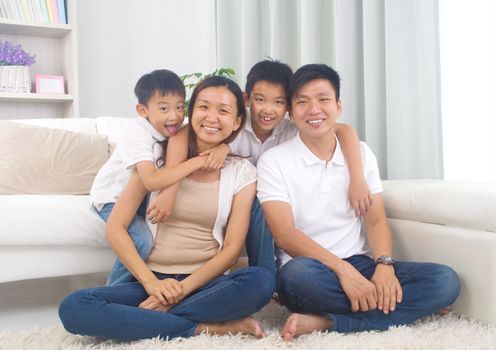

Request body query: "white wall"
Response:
[77, 0, 217, 118]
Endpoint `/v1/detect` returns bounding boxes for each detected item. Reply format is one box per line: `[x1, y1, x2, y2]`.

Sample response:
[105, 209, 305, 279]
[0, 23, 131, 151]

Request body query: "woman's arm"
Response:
[106, 171, 183, 305]
[335, 123, 372, 216]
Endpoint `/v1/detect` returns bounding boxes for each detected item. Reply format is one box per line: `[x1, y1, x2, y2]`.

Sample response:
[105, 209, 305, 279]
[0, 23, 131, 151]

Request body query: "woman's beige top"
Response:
[147, 178, 220, 274]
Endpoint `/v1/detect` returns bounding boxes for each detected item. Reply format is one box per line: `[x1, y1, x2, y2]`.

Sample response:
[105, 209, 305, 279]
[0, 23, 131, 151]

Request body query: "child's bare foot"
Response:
[195, 316, 266, 338]
[280, 313, 332, 341]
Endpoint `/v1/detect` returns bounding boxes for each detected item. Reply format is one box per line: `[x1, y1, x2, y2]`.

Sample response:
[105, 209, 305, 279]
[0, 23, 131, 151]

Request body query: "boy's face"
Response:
[289, 78, 342, 142]
[246, 81, 287, 139]
[136, 92, 185, 137]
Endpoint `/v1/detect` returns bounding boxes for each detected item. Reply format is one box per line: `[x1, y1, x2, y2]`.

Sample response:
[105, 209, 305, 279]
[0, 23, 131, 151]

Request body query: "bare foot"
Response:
[280, 313, 332, 341]
[436, 306, 452, 316]
[195, 316, 266, 338]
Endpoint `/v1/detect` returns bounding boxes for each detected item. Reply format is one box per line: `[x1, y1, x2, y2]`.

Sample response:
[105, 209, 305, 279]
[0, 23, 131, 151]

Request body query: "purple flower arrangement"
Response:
[0, 41, 36, 66]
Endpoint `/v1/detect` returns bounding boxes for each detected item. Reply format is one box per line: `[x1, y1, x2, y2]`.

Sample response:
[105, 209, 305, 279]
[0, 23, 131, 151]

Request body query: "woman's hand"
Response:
[139, 295, 174, 312]
[142, 278, 184, 305]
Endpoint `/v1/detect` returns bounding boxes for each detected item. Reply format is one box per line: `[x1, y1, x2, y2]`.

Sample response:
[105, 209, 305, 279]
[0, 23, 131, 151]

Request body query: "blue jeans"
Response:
[277, 255, 460, 333]
[59, 267, 274, 341]
[245, 198, 276, 280]
[97, 202, 154, 286]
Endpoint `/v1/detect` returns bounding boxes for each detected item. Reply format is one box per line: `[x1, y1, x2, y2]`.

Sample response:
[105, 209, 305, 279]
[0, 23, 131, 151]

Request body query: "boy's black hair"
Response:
[288, 64, 341, 105]
[245, 59, 293, 99]
[134, 69, 185, 105]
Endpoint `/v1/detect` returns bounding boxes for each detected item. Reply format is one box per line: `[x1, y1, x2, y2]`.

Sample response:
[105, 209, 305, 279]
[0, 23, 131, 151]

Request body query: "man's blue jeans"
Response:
[277, 255, 460, 333]
[59, 267, 274, 341]
[245, 198, 276, 280]
[97, 202, 154, 286]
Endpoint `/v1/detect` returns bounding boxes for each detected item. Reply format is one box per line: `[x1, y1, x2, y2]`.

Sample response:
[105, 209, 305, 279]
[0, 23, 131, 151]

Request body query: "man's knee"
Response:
[277, 257, 327, 292]
[431, 264, 460, 306]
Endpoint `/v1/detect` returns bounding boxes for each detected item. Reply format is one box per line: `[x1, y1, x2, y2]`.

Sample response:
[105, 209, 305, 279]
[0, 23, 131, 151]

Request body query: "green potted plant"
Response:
[0, 40, 36, 93]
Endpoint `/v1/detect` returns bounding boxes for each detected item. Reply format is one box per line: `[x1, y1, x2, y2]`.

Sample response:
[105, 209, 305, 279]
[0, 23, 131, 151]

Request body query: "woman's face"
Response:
[190, 86, 241, 151]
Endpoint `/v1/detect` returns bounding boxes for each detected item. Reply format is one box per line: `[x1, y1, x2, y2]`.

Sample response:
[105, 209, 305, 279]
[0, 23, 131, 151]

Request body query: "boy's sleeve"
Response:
[257, 151, 290, 204]
[119, 126, 156, 169]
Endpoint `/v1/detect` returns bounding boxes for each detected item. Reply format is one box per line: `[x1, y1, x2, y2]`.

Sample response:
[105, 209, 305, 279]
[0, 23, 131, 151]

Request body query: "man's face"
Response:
[290, 79, 341, 142]
[247, 81, 288, 140]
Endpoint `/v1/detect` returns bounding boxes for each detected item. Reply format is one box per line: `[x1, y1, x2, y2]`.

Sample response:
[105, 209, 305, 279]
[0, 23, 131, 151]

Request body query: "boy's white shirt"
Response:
[228, 109, 297, 165]
[90, 117, 165, 211]
[257, 134, 383, 269]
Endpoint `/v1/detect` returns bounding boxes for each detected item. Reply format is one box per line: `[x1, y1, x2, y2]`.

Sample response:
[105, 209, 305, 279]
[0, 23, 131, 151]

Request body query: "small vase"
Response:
[0, 66, 31, 93]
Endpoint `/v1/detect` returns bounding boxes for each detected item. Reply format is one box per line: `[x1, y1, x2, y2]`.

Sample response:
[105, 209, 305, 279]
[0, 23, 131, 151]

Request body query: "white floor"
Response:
[0, 273, 107, 330]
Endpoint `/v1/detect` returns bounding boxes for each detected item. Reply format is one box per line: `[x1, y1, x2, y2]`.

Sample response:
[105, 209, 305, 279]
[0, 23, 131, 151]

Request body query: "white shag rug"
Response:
[1, 303, 495, 350]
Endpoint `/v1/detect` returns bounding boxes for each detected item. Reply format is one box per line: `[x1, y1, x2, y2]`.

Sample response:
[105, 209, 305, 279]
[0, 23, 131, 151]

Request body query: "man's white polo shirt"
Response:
[257, 133, 383, 269]
[228, 109, 297, 165]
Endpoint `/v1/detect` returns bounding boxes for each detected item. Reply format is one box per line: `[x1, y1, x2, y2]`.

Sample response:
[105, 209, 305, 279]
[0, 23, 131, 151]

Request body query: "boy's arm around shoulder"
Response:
[135, 126, 204, 192]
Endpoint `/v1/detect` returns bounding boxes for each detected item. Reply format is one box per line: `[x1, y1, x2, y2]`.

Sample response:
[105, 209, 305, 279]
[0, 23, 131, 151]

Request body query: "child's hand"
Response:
[147, 188, 175, 224]
[199, 143, 230, 171]
[348, 177, 373, 217]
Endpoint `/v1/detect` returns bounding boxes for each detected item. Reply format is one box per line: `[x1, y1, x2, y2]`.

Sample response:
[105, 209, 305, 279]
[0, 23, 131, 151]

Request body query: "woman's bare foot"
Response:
[195, 316, 266, 338]
[280, 313, 332, 341]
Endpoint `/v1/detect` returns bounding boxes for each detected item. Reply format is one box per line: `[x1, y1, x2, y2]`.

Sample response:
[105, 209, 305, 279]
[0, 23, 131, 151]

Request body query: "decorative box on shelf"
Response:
[0, 66, 31, 93]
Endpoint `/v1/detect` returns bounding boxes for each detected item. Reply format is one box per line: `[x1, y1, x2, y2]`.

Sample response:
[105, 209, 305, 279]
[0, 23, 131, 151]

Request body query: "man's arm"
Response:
[363, 193, 403, 314]
[262, 200, 377, 312]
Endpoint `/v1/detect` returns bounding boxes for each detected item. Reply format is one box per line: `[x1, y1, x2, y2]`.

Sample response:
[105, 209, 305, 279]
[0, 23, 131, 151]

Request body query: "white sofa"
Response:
[0, 117, 494, 325]
[0, 117, 133, 284]
[382, 180, 496, 325]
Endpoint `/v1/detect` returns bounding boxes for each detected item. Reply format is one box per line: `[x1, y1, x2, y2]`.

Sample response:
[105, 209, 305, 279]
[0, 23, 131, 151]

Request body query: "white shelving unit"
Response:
[0, 0, 78, 119]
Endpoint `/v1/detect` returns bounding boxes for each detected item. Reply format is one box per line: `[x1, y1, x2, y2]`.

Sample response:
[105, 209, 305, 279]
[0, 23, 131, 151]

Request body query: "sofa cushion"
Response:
[0, 121, 109, 195]
[0, 195, 108, 247]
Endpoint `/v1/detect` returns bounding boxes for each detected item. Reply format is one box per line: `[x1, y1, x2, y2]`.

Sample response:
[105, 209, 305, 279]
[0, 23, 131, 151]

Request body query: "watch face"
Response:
[377, 256, 394, 265]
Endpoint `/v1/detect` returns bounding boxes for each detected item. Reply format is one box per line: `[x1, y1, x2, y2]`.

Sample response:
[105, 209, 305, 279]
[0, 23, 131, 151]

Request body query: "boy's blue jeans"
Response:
[97, 202, 153, 286]
[59, 267, 274, 341]
[277, 255, 461, 333]
[245, 198, 276, 280]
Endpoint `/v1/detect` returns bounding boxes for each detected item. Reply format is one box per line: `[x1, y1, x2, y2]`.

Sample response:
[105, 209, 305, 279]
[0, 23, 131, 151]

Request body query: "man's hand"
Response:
[336, 261, 377, 312]
[199, 143, 230, 171]
[371, 264, 402, 314]
[142, 278, 184, 306]
[139, 295, 174, 312]
[147, 189, 174, 224]
[348, 176, 373, 217]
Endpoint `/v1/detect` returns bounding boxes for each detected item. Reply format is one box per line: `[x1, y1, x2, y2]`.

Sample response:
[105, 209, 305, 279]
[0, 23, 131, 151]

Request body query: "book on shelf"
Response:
[57, 0, 66, 24]
[49, 0, 59, 23]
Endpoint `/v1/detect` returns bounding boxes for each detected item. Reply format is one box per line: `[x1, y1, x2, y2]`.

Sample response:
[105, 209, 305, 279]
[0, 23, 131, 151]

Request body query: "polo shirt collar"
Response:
[294, 132, 346, 167]
[137, 116, 166, 141]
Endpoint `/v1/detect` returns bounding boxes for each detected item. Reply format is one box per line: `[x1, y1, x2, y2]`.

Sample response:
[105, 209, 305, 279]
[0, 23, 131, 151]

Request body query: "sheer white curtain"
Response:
[216, 0, 443, 179]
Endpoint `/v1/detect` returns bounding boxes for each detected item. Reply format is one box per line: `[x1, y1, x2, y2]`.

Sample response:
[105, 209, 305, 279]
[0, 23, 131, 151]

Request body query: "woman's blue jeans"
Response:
[59, 267, 274, 341]
[97, 202, 154, 286]
[277, 255, 460, 333]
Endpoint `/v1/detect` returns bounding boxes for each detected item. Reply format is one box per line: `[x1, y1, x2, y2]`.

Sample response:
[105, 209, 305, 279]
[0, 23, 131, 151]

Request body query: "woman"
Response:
[59, 76, 274, 341]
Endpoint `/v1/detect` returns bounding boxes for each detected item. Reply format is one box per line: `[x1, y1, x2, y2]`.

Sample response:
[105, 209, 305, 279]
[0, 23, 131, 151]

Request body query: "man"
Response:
[257, 64, 460, 340]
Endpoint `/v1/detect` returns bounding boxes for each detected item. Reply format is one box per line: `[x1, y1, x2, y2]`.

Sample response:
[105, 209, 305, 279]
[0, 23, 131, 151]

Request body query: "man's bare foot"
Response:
[280, 313, 332, 341]
[195, 316, 266, 338]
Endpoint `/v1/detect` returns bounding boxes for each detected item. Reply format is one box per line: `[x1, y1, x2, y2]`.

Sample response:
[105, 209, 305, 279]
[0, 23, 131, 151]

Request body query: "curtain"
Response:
[216, 0, 443, 180]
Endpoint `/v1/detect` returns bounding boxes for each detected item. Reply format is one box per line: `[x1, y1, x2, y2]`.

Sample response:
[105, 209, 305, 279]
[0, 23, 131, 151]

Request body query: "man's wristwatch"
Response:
[375, 255, 395, 266]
